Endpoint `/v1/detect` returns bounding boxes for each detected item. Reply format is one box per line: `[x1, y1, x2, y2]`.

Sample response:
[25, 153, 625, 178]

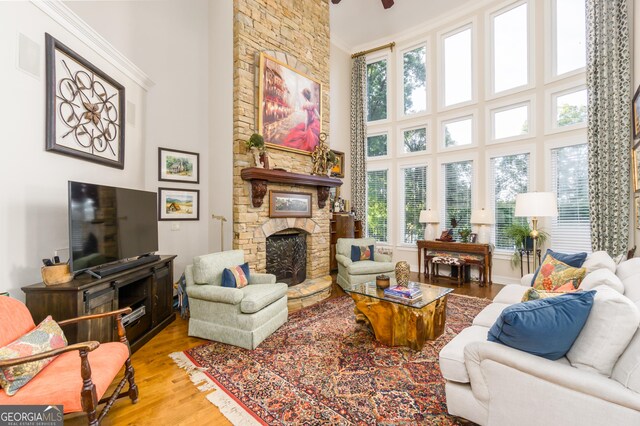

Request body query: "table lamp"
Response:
[514, 192, 558, 270]
[470, 208, 494, 244]
[419, 209, 439, 240]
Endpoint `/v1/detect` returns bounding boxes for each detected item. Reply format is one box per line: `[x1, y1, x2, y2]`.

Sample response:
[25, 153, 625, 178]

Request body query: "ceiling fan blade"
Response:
[331, 0, 341, 3]
[381, 0, 394, 8]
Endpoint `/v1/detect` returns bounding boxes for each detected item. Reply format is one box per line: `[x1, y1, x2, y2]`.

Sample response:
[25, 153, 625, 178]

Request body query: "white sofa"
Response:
[439, 252, 640, 426]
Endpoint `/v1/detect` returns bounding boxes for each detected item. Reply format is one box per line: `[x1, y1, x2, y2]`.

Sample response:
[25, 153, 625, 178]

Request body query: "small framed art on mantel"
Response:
[269, 191, 312, 218]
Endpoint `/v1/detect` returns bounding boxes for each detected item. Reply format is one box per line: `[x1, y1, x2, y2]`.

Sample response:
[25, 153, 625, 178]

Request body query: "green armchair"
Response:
[335, 237, 395, 290]
[185, 250, 288, 350]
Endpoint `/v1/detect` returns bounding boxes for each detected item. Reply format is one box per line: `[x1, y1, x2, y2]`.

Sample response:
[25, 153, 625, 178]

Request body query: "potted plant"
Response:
[505, 222, 549, 268]
[245, 133, 268, 168]
[459, 227, 471, 243]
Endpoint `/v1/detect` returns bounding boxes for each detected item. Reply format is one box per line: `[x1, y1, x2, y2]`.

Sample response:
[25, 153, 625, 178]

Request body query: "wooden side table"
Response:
[417, 240, 493, 286]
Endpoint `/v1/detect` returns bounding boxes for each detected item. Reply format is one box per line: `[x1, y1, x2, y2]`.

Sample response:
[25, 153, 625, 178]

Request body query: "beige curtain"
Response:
[586, 0, 631, 256]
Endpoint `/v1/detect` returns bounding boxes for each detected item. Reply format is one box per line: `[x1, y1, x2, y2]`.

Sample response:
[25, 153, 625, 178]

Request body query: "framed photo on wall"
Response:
[45, 33, 125, 169]
[635, 195, 640, 229]
[633, 143, 640, 192]
[269, 191, 312, 218]
[330, 150, 345, 178]
[158, 148, 200, 183]
[258, 52, 322, 155]
[633, 85, 640, 141]
[158, 188, 200, 221]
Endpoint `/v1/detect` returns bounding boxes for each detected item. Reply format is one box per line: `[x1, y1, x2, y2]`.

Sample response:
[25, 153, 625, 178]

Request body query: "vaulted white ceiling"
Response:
[330, 0, 475, 51]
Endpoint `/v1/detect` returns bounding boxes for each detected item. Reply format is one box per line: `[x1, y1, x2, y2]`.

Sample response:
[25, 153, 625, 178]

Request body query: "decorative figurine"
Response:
[311, 133, 334, 175]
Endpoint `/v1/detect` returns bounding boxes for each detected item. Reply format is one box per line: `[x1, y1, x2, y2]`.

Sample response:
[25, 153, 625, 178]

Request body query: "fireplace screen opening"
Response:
[266, 230, 306, 286]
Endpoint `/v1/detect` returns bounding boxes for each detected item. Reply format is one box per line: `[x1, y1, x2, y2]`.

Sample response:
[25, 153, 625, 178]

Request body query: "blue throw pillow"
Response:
[487, 291, 595, 360]
[350, 245, 374, 262]
[221, 262, 251, 288]
[531, 249, 588, 285]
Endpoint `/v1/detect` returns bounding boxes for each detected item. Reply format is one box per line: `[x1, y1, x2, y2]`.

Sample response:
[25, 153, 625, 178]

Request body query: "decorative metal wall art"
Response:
[45, 33, 125, 169]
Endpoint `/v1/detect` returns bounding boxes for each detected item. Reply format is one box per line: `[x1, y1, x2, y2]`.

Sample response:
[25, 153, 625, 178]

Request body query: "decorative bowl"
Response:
[376, 274, 390, 289]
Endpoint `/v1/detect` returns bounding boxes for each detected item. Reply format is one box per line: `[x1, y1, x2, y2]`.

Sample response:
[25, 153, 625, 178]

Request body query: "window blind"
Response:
[403, 166, 427, 244]
[550, 143, 591, 253]
[441, 161, 472, 240]
[489, 153, 529, 250]
[367, 169, 388, 242]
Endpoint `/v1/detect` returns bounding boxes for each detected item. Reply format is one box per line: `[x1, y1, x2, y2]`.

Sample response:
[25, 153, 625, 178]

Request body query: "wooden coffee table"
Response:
[344, 281, 453, 350]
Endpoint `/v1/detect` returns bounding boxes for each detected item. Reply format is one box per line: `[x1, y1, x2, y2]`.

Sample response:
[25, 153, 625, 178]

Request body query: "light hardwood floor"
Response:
[66, 273, 503, 425]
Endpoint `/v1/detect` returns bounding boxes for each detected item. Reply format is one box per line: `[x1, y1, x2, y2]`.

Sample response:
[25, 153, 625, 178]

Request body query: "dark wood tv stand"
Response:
[22, 255, 176, 353]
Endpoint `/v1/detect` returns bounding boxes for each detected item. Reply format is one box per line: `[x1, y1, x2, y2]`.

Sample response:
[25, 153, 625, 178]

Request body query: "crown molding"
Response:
[30, 0, 155, 91]
[330, 33, 351, 54]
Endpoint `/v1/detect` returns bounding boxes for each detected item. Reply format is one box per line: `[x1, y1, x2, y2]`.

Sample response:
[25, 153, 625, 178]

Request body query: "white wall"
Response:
[208, 0, 234, 253]
[330, 42, 352, 198]
[64, 0, 212, 281]
[0, 1, 147, 299]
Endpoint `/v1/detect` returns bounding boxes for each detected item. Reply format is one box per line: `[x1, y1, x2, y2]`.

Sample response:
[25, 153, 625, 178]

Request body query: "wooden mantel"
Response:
[241, 167, 343, 208]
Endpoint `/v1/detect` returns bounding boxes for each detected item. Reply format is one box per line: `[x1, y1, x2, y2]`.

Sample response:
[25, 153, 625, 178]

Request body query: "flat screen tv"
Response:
[69, 181, 159, 274]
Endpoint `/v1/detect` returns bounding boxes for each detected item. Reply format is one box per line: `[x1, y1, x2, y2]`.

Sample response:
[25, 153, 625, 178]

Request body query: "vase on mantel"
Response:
[250, 147, 263, 169]
[260, 151, 270, 169]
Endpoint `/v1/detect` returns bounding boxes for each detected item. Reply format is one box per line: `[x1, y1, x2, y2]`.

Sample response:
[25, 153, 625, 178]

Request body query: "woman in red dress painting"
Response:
[283, 88, 320, 152]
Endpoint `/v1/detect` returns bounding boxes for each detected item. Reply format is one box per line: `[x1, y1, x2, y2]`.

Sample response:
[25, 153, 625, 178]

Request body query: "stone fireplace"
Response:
[266, 230, 307, 286]
[232, 0, 332, 309]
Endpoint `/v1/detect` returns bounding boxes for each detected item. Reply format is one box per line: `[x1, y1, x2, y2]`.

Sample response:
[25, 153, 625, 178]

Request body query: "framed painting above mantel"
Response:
[258, 52, 322, 156]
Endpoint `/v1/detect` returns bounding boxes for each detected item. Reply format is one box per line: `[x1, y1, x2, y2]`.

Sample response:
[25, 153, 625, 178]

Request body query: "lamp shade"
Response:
[470, 208, 495, 225]
[514, 192, 558, 217]
[419, 209, 439, 223]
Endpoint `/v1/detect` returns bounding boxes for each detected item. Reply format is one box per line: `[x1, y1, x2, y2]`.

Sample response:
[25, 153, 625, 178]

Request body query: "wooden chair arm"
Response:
[0, 341, 100, 368]
[57, 307, 132, 326]
[59, 307, 133, 346]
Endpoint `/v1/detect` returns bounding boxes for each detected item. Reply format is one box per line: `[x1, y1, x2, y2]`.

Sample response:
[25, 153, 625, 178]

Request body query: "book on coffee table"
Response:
[384, 285, 422, 299]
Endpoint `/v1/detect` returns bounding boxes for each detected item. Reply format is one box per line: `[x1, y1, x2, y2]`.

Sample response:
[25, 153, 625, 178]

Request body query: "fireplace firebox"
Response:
[266, 230, 306, 286]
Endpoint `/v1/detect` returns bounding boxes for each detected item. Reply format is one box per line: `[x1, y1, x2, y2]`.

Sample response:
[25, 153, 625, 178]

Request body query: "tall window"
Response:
[403, 45, 427, 115]
[442, 161, 473, 239]
[491, 102, 531, 141]
[443, 25, 472, 106]
[491, 2, 529, 93]
[367, 169, 388, 242]
[553, 0, 586, 76]
[490, 153, 530, 250]
[555, 88, 587, 127]
[550, 143, 591, 253]
[367, 59, 388, 122]
[403, 126, 428, 153]
[443, 116, 473, 148]
[402, 166, 427, 244]
[367, 133, 388, 157]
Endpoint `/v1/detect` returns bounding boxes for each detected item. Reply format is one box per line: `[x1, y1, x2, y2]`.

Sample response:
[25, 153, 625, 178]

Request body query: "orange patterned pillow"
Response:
[0, 316, 68, 395]
[532, 256, 586, 291]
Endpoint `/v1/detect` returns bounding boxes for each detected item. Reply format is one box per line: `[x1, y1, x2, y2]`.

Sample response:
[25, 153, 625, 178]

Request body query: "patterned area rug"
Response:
[172, 294, 490, 425]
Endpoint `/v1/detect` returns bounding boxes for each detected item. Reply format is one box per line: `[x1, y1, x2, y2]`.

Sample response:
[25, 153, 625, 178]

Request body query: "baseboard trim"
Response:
[491, 275, 521, 286]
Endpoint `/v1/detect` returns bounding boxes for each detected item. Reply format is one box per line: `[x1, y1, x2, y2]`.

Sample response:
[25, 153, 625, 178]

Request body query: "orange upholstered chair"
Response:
[0, 296, 138, 425]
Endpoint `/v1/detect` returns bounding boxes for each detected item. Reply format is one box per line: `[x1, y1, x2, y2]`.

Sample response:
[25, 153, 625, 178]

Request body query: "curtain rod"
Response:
[351, 42, 396, 58]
